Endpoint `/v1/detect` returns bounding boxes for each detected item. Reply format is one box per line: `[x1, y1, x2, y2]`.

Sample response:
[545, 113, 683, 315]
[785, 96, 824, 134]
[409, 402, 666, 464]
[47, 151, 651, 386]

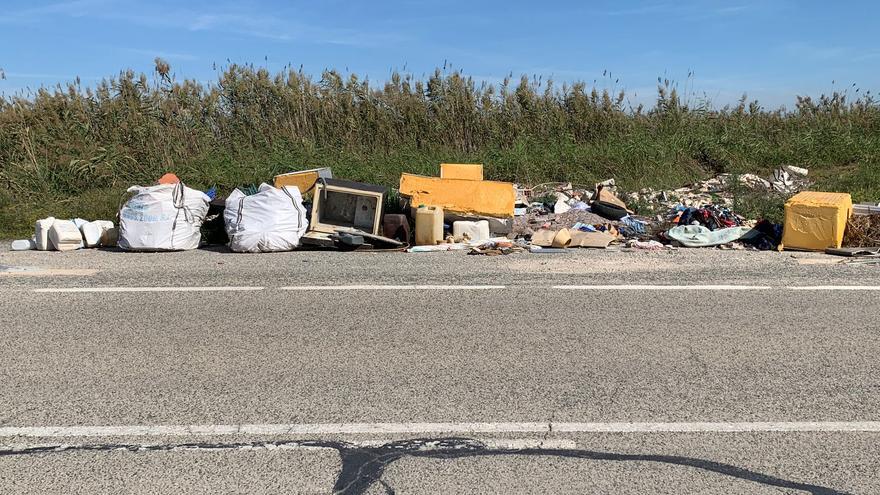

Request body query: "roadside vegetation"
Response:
[1, 60, 878, 237]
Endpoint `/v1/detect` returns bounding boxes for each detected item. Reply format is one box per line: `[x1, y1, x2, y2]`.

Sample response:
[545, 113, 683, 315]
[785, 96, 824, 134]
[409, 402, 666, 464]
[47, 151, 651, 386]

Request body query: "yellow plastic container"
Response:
[781, 191, 852, 251]
[415, 205, 444, 246]
[440, 163, 484, 181]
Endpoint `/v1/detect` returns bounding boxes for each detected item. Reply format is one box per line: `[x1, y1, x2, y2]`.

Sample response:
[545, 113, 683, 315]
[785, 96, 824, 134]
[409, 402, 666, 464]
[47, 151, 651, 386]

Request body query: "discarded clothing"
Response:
[619, 215, 647, 237]
[740, 220, 782, 251]
[675, 206, 742, 230]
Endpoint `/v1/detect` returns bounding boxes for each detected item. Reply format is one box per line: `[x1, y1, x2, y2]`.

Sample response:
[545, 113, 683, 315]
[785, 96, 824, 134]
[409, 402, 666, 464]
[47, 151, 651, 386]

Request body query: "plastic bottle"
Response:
[415, 205, 444, 246]
[10, 239, 36, 251]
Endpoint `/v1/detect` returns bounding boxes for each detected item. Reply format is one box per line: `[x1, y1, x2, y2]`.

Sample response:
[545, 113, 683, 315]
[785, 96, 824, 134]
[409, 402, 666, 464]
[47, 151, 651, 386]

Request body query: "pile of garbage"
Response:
[8, 161, 878, 258]
[626, 165, 811, 216]
[12, 217, 117, 252]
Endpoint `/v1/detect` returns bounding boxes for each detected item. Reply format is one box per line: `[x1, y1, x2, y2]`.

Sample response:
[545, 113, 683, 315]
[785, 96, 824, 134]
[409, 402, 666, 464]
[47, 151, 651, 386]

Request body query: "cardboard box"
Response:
[570, 231, 615, 248]
[273, 168, 333, 196]
[440, 163, 484, 181]
[399, 173, 515, 218]
[781, 191, 852, 251]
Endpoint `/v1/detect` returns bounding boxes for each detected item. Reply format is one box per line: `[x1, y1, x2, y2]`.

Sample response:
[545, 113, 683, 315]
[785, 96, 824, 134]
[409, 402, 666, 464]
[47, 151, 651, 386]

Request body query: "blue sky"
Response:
[1, 0, 878, 108]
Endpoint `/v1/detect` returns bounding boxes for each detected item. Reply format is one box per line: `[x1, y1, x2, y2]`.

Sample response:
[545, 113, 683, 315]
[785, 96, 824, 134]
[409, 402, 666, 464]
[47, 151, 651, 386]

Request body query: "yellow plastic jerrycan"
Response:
[415, 205, 444, 245]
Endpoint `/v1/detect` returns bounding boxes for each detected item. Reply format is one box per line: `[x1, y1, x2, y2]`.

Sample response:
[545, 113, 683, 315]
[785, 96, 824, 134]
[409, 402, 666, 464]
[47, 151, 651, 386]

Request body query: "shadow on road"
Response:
[0, 437, 847, 495]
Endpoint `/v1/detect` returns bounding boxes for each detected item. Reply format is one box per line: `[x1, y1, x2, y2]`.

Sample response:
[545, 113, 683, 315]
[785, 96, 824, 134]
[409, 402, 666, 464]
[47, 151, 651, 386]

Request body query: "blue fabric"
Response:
[620, 215, 647, 236]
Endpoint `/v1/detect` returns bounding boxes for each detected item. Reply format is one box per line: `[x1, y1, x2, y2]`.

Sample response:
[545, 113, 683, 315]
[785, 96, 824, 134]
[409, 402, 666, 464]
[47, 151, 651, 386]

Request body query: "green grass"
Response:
[1, 63, 878, 238]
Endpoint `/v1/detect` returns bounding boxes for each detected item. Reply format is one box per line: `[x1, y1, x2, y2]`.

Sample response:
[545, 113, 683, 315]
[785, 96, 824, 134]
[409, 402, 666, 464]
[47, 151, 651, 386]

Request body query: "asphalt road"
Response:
[1, 246, 879, 494]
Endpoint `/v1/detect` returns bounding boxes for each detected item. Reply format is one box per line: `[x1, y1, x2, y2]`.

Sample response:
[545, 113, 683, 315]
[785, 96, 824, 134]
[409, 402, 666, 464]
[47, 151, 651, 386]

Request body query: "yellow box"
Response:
[440, 163, 484, 181]
[781, 191, 852, 251]
[399, 173, 514, 218]
[273, 168, 332, 196]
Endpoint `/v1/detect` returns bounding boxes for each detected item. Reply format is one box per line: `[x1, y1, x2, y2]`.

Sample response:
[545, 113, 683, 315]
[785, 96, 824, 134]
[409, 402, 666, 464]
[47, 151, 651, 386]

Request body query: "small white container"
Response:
[452, 220, 490, 242]
[10, 239, 36, 251]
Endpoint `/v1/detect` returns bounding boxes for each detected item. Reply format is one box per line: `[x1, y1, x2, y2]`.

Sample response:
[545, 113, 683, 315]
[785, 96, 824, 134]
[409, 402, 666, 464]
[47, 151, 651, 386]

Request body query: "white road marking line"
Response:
[554, 285, 772, 290]
[26, 285, 880, 294]
[33, 287, 264, 293]
[280, 285, 505, 291]
[549, 422, 880, 433]
[0, 269, 100, 277]
[2, 422, 879, 439]
[789, 286, 880, 291]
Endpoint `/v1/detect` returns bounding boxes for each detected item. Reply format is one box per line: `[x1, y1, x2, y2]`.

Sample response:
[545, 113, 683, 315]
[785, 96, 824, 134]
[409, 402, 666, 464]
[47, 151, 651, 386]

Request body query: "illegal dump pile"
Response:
[8, 163, 880, 260]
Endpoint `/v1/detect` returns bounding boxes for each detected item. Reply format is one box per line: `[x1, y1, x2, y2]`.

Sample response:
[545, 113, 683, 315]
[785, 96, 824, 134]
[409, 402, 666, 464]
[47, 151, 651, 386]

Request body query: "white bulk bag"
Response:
[48, 220, 84, 251]
[224, 183, 307, 253]
[118, 182, 210, 251]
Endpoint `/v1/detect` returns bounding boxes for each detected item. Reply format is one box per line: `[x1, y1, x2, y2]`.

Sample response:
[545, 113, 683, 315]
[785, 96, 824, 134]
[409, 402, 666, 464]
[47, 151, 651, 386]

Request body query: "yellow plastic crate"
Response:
[781, 191, 852, 251]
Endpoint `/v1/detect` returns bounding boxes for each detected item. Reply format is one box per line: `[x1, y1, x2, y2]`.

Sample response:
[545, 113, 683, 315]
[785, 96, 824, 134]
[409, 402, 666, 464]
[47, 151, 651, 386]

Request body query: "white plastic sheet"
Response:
[118, 183, 210, 251]
[224, 183, 307, 253]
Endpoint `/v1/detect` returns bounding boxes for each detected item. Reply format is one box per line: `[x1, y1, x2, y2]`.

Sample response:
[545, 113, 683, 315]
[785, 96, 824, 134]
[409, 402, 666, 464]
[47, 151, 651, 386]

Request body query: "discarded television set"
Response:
[308, 179, 386, 236]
